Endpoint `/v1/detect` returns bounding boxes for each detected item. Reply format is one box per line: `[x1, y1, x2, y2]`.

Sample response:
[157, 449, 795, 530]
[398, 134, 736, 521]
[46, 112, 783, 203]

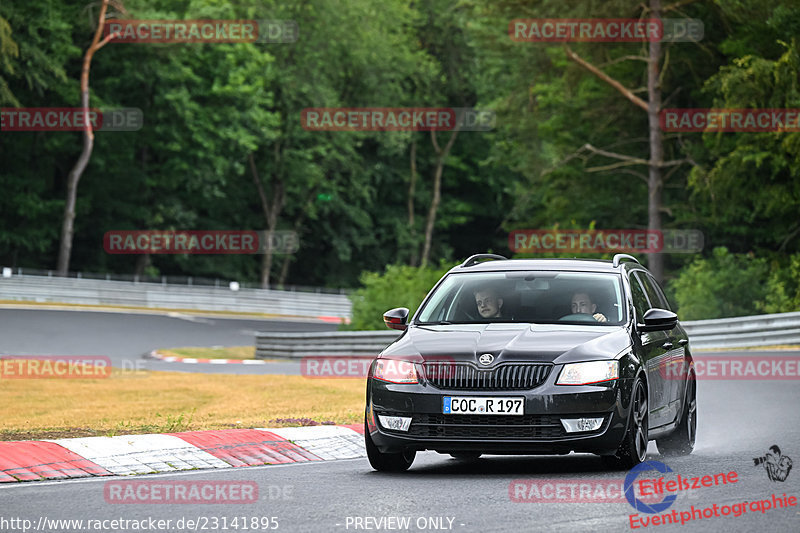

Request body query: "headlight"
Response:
[556, 361, 618, 385]
[372, 359, 418, 384]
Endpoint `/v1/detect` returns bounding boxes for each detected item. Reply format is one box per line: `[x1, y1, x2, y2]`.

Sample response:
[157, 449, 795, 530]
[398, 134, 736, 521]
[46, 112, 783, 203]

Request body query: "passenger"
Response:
[571, 291, 607, 322]
[474, 287, 504, 319]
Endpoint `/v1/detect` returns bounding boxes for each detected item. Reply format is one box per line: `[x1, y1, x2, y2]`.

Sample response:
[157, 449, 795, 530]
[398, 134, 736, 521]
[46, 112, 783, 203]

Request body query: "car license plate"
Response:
[443, 396, 524, 415]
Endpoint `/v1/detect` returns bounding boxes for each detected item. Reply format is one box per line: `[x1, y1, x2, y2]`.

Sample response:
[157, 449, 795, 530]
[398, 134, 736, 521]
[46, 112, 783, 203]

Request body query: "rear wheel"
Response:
[657, 373, 696, 456]
[365, 417, 415, 472]
[602, 378, 649, 470]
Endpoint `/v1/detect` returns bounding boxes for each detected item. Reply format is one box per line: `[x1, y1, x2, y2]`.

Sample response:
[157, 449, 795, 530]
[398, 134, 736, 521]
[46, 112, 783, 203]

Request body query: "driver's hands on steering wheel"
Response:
[593, 313, 607, 322]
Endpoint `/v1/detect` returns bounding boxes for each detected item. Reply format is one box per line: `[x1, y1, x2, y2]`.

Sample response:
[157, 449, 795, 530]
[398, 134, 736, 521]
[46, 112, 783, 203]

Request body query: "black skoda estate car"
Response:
[365, 254, 696, 471]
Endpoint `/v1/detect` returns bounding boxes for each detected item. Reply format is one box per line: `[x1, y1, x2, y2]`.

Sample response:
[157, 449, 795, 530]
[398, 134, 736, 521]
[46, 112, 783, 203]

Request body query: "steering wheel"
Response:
[462, 309, 479, 321]
[559, 313, 599, 323]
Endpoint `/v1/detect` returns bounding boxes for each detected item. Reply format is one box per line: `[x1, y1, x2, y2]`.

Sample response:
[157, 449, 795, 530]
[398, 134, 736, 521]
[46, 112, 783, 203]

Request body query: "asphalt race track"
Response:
[1, 308, 799, 532]
[0, 308, 336, 374]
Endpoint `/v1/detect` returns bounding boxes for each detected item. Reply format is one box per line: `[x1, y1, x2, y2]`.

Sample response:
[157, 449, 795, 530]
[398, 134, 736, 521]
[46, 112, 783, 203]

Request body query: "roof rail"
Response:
[613, 253, 640, 267]
[460, 254, 508, 268]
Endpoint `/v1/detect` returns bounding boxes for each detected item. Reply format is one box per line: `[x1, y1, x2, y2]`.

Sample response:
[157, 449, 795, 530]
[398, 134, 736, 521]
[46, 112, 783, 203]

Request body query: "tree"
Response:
[0, 14, 19, 105]
[560, 0, 702, 281]
[687, 3, 800, 254]
[56, 0, 122, 274]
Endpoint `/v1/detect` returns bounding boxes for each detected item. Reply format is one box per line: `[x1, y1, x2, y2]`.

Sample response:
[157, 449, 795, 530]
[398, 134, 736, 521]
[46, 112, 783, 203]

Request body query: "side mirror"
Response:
[638, 308, 678, 332]
[383, 307, 409, 331]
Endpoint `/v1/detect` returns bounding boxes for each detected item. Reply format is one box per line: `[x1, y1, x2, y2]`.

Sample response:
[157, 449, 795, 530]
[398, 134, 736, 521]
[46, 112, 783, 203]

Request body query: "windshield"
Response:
[415, 271, 625, 326]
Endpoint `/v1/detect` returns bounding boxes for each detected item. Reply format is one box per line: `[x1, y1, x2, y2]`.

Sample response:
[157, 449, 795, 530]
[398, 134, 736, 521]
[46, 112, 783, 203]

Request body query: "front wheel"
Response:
[602, 378, 649, 470]
[657, 373, 696, 456]
[365, 417, 415, 472]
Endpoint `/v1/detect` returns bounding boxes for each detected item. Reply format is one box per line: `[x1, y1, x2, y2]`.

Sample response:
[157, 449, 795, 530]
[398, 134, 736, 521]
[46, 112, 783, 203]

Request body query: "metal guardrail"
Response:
[0, 273, 351, 319]
[4, 267, 349, 294]
[682, 311, 800, 349]
[255, 312, 800, 359]
[255, 331, 400, 358]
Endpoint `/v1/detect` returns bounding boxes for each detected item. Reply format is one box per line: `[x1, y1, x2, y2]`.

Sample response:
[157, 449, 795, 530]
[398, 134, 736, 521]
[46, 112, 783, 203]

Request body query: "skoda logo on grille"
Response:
[478, 353, 494, 366]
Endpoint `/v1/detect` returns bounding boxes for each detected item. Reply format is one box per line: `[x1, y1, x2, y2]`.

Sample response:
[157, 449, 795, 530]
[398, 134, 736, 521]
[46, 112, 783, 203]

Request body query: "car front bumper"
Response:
[366, 376, 633, 456]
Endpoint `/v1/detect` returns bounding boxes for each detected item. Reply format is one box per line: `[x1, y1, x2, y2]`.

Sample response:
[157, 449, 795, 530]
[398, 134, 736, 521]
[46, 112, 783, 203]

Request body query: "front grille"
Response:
[422, 362, 552, 390]
[406, 413, 565, 439]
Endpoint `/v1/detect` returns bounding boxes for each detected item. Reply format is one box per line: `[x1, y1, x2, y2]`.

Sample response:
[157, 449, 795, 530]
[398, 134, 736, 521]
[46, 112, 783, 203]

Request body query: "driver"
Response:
[571, 291, 607, 322]
[474, 287, 504, 318]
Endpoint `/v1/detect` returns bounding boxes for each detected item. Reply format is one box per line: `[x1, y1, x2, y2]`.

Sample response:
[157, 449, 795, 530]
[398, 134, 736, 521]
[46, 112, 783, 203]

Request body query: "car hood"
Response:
[381, 323, 631, 365]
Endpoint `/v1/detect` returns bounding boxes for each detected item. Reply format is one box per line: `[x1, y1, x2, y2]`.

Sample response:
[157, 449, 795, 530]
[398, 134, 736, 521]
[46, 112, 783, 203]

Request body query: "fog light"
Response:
[561, 417, 604, 433]
[378, 415, 412, 432]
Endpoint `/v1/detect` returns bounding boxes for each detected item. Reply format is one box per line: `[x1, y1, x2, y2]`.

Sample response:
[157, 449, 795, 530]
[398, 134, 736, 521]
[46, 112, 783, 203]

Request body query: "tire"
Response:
[449, 453, 482, 461]
[657, 373, 696, 456]
[602, 378, 649, 470]
[365, 417, 415, 472]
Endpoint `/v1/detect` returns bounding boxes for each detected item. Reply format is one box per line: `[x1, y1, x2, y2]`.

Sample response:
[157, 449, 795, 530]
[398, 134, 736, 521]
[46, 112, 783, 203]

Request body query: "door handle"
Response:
[678, 339, 688, 346]
[662, 342, 673, 349]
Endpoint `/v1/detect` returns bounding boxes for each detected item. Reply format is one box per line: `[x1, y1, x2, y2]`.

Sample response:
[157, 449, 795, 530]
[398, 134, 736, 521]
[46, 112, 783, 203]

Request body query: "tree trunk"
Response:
[56, 0, 118, 275]
[564, 0, 672, 283]
[57, 106, 93, 275]
[250, 151, 284, 288]
[647, 0, 664, 282]
[408, 138, 418, 266]
[420, 128, 459, 267]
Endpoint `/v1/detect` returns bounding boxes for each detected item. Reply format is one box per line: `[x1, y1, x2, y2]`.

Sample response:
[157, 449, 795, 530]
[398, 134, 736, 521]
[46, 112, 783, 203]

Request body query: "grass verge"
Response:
[158, 346, 259, 360]
[0, 368, 364, 441]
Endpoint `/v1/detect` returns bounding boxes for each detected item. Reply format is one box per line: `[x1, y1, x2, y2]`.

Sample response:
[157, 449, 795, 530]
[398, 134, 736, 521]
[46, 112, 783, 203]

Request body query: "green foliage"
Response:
[345, 261, 457, 330]
[669, 247, 769, 320]
[0, 0, 799, 314]
[760, 254, 800, 314]
[687, 4, 800, 254]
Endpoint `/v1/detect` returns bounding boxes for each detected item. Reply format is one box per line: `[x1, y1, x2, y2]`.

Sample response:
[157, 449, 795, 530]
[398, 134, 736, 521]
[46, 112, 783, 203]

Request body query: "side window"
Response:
[644, 273, 672, 311]
[639, 272, 671, 311]
[629, 274, 651, 323]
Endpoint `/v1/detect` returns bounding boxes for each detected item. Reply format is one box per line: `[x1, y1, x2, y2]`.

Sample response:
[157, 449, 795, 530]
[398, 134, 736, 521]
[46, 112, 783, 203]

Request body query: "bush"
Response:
[344, 261, 457, 330]
[669, 247, 769, 320]
[760, 253, 800, 314]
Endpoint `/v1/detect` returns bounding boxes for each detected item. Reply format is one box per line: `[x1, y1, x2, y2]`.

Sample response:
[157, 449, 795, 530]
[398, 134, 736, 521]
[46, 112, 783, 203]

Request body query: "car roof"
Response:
[449, 256, 648, 275]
